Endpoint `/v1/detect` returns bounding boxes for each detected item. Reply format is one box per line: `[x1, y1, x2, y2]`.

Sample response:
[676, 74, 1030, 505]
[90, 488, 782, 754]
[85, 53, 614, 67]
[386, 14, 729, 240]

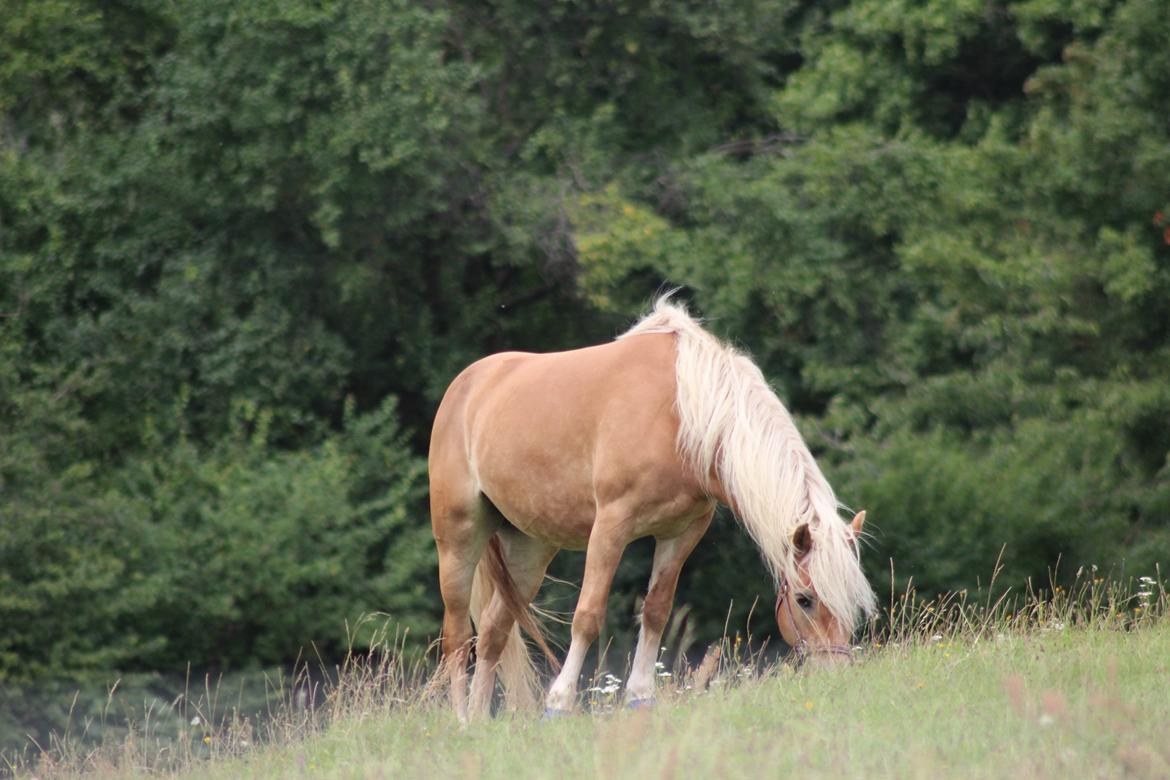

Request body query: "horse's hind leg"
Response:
[467, 532, 558, 719]
[625, 509, 714, 705]
[432, 487, 497, 723]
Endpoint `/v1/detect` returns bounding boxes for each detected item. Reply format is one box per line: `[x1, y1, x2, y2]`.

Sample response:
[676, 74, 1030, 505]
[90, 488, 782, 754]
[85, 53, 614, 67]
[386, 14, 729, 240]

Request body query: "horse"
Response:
[428, 296, 877, 721]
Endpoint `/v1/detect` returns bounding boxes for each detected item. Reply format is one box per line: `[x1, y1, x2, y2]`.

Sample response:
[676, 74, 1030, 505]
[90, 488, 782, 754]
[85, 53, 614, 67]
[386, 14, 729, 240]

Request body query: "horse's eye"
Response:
[796, 593, 814, 610]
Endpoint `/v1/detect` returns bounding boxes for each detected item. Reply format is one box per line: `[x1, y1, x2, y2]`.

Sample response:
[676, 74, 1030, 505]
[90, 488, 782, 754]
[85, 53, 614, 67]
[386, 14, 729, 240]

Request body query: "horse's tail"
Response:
[469, 536, 560, 711]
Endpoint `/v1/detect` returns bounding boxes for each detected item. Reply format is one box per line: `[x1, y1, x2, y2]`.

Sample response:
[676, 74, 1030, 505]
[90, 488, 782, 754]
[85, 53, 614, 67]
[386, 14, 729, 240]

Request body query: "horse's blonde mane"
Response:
[619, 295, 877, 634]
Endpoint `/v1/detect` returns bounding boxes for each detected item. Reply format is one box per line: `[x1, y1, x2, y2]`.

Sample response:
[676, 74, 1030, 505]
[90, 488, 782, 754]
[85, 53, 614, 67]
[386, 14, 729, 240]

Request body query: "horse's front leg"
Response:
[625, 509, 714, 705]
[544, 515, 629, 714]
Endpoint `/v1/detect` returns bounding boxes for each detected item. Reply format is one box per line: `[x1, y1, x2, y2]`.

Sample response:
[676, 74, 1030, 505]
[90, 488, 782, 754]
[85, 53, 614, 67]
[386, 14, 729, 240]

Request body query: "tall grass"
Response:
[2, 621, 426, 777]
[6, 567, 1167, 778]
[878, 558, 1167, 646]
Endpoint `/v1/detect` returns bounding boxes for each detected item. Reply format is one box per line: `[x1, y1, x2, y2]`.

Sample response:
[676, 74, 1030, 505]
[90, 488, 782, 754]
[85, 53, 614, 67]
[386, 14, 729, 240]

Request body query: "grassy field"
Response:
[14, 581, 1170, 779]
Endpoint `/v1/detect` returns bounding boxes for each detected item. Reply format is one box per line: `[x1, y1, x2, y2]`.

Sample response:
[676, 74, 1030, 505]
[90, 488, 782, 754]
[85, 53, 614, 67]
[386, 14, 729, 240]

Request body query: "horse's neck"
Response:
[702, 440, 819, 531]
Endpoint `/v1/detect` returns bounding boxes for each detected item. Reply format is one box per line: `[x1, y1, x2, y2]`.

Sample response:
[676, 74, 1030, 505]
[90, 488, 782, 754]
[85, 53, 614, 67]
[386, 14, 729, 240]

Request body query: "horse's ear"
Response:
[793, 523, 813, 557]
[851, 510, 866, 537]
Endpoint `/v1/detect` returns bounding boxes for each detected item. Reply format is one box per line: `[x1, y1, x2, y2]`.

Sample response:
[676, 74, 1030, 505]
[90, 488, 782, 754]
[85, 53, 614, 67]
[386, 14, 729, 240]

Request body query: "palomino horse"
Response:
[429, 297, 877, 720]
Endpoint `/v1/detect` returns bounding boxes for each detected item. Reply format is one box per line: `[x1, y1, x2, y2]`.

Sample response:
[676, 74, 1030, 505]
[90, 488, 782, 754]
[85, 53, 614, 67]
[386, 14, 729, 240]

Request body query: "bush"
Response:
[0, 398, 433, 679]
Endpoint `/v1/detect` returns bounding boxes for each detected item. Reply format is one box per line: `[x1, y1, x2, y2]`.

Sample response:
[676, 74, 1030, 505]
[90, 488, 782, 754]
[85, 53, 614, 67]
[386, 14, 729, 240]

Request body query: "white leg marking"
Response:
[625, 623, 663, 703]
[545, 639, 589, 711]
[624, 513, 712, 705]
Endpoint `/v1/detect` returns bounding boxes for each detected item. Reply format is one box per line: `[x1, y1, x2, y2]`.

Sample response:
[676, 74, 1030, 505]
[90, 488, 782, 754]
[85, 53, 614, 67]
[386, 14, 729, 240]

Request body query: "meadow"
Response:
[13, 576, 1168, 779]
[6, 3, 1168, 776]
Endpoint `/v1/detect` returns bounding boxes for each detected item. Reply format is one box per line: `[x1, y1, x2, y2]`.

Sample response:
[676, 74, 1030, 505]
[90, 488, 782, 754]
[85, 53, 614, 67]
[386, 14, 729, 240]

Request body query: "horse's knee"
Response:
[641, 594, 672, 636]
[641, 564, 683, 635]
[572, 606, 604, 644]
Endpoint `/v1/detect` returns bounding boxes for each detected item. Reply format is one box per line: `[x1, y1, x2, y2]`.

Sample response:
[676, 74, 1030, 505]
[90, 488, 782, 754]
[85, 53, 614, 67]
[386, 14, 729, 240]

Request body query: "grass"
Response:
[10, 570, 1170, 779]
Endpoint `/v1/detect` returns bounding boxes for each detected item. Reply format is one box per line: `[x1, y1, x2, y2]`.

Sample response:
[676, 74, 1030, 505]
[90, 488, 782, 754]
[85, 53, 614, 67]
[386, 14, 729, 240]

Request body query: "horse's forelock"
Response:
[805, 508, 877, 635]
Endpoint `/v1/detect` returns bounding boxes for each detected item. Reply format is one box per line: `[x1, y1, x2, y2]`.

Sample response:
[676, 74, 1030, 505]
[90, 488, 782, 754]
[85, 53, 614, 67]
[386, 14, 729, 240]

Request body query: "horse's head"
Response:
[775, 510, 866, 666]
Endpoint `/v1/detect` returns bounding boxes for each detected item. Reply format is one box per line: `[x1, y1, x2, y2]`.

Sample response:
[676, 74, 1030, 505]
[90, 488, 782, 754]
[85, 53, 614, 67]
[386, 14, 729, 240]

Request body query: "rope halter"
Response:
[775, 575, 854, 663]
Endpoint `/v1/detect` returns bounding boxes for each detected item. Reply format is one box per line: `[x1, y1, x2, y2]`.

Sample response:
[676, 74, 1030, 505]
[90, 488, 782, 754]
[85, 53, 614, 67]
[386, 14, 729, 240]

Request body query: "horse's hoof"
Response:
[625, 698, 655, 711]
[542, 708, 572, 720]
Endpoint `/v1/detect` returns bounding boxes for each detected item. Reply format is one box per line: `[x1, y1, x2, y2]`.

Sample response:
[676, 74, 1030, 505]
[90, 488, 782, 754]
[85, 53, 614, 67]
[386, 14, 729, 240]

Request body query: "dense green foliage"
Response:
[2, 0, 1167, 689]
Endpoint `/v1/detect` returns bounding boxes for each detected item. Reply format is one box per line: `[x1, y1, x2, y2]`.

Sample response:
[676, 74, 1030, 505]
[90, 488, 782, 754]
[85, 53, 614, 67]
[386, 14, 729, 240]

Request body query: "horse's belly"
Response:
[476, 462, 597, 550]
[480, 472, 710, 550]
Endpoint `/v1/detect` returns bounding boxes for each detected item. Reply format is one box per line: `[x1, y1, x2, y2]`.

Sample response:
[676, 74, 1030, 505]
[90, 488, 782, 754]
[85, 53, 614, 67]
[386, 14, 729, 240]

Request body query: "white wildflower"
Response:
[596, 673, 622, 695]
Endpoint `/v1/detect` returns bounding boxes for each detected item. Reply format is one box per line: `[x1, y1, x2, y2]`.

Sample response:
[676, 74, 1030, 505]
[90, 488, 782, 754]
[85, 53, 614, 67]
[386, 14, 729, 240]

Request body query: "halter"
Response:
[775, 576, 854, 663]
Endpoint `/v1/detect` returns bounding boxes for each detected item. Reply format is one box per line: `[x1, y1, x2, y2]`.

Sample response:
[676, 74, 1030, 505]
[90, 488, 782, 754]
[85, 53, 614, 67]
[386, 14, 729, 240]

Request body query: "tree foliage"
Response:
[1, 0, 1167, 681]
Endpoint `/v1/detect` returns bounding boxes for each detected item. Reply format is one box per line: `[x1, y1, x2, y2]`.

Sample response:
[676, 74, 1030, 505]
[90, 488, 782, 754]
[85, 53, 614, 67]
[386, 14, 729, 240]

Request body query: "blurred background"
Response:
[2, 0, 1167, 754]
